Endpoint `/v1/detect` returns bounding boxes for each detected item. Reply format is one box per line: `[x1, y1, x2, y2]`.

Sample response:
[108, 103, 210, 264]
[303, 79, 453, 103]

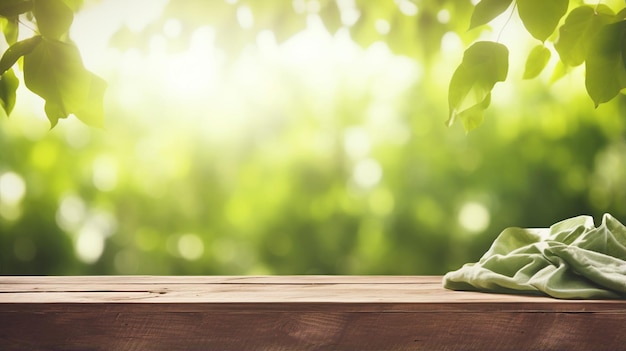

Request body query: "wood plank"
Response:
[0, 275, 622, 305]
[1, 276, 625, 350]
[0, 275, 430, 284]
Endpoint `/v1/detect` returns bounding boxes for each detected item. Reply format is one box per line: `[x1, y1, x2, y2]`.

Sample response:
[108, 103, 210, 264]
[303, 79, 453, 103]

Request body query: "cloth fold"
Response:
[443, 213, 626, 299]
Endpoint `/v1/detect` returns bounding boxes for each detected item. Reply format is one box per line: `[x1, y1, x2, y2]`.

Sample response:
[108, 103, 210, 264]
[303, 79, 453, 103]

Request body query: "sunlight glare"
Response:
[92, 155, 119, 192]
[0, 172, 26, 205]
[336, 0, 359, 26]
[123, 0, 169, 32]
[68, 0, 425, 150]
[56, 195, 87, 232]
[352, 158, 383, 189]
[440, 32, 463, 56]
[178, 234, 205, 261]
[237, 5, 254, 29]
[344, 127, 371, 160]
[71, 0, 168, 65]
[397, 0, 418, 16]
[74, 210, 118, 264]
[163, 27, 221, 100]
[375, 19, 391, 35]
[75, 226, 105, 264]
[0, 172, 26, 221]
[307, 0, 321, 13]
[458, 202, 491, 233]
[293, 0, 307, 14]
[437, 9, 450, 24]
[256, 30, 278, 54]
[163, 18, 182, 38]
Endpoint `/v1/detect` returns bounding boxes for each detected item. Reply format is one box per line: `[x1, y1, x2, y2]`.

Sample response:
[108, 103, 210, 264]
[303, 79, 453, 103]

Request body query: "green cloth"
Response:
[443, 213, 626, 299]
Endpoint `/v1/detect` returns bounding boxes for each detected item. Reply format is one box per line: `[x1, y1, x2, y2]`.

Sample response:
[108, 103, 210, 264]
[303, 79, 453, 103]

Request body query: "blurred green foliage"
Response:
[1, 0, 626, 275]
[0, 0, 106, 127]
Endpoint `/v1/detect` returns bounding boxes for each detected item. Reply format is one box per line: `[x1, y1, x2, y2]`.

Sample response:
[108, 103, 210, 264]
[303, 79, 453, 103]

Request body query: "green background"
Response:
[1, 0, 625, 275]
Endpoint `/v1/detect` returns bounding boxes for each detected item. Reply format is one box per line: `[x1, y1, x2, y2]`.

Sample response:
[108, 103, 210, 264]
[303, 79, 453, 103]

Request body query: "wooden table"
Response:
[1, 276, 625, 350]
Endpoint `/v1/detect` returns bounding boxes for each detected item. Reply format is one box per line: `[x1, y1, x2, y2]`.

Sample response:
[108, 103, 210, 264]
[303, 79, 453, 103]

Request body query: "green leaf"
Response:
[447, 41, 508, 131]
[43, 100, 66, 128]
[79, 72, 106, 126]
[32, 0, 73, 40]
[0, 17, 19, 45]
[0, 35, 42, 75]
[0, 68, 18, 116]
[61, 0, 82, 11]
[457, 93, 491, 132]
[517, 0, 568, 41]
[554, 5, 615, 67]
[23, 38, 106, 127]
[523, 44, 551, 79]
[469, 0, 513, 30]
[585, 21, 626, 107]
[0, 0, 32, 18]
[549, 60, 569, 84]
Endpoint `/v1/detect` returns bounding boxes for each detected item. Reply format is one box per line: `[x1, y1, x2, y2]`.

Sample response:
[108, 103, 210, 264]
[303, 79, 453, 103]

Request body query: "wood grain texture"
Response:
[1, 276, 625, 350]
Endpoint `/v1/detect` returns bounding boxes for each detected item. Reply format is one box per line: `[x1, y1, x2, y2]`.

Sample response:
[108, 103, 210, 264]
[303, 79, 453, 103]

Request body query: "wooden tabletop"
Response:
[0, 275, 623, 305]
[1, 276, 625, 350]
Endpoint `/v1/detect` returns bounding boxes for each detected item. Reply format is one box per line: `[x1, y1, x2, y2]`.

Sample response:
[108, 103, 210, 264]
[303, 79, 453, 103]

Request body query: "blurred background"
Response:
[1, 0, 625, 275]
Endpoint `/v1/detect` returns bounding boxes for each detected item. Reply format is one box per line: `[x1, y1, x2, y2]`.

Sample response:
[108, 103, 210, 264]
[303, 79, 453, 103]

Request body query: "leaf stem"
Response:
[496, 2, 517, 43]
[17, 17, 38, 35]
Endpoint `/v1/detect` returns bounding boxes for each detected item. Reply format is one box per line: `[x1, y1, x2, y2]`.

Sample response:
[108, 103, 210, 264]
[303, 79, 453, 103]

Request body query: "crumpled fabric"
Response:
[443, 213, 626, 299]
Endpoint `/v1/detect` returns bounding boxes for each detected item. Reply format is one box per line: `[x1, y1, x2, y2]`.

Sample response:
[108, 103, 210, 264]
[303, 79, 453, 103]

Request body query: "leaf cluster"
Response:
[0, 0, 105, 128]
[448, 0, 626, 131]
